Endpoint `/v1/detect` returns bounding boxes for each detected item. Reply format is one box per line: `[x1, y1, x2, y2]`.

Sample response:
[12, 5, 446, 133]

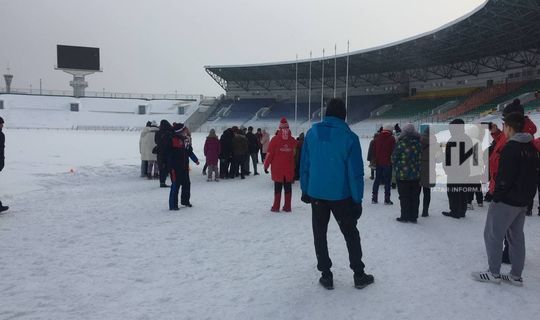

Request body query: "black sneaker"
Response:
[0, 205, 8, 213]
[160, 183, 169, 188]
[396, 217, 408, 223]
[319, 272, 334, 290]
[354, 273, 374, 289]
[384, 200, 393, 205]
[170, 207, 179, 211]
[181, 203, 193, 208]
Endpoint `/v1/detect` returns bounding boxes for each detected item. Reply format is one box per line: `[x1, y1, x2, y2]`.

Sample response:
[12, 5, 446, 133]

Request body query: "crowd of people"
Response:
[133, 97, 539, 289]
[137, 119, 306, 212]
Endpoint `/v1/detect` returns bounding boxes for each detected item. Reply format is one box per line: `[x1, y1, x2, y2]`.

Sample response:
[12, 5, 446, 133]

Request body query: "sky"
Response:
[0, 0, 486, 96]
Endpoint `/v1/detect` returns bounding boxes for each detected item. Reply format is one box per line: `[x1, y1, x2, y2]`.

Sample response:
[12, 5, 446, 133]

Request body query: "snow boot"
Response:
[354, 273, 374, 289]
[471, 271, 501, 284]
[271, 193, 281, 212]
[319, 271, 334, 290]
[282, 192, 292, 212]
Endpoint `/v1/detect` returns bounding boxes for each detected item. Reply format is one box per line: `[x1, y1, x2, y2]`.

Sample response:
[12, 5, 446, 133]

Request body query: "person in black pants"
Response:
[179, 128, 199, 207]
[0, 116, 9, 213]
[392, 123, 422, 223]
[155, 120, 173, 188]
[246, 126, 260, 175]
[300, 98, 373, 290]
[219, 128, 233, 179]
[443, 119, 472, 219]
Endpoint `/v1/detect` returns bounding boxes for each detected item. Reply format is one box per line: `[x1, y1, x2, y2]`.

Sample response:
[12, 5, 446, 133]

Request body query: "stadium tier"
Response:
[204, 0, 540, 128]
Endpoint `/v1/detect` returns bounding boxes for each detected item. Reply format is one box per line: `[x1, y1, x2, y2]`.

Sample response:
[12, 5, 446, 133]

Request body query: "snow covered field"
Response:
[1, 130, 540, 320]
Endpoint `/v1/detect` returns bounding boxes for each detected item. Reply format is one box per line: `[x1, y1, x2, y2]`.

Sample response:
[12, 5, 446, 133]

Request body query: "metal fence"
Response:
[0, 87, 206, 101]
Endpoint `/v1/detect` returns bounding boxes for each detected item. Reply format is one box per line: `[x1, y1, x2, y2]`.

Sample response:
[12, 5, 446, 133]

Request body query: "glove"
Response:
[353, 202, 363, 219]
[301, 193, 311, 204]
[264, 168, 269, 174]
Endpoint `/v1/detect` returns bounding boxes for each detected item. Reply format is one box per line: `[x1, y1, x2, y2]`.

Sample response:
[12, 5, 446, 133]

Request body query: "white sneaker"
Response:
[467, 203, 474, 210]
[501, 274, 523, 287]
[471, 271, 501, 284]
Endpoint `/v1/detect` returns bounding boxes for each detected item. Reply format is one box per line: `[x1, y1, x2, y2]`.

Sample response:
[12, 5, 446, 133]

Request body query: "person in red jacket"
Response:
[264, 117, 298, 212]
[372, 124, 396, 204]
[488, 100, 537, 201]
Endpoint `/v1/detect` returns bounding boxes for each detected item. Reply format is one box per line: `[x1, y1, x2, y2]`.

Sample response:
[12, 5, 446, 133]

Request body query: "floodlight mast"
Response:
[55, 66, 102, 98]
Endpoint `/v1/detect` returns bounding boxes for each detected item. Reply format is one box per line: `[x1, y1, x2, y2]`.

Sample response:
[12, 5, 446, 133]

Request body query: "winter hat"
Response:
[383, 123, 394, 131]
[173, 122, 184, 132]
[325, 98, 346, 120]
[146, 121, 152, 127]
[502, 99, 524, 116]
[208, 129, 217, 138]
[402, 123, 416, 135]
[279, 117, 289, 129]
[0, 116, 4, 124]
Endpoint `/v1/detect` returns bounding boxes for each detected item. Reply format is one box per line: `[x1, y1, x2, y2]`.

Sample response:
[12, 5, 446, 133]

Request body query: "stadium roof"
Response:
[205, 0, 540, 91]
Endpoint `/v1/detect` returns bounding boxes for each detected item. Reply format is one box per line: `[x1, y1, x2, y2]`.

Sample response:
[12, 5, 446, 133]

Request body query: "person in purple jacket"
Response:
[204, 129, 221, 182]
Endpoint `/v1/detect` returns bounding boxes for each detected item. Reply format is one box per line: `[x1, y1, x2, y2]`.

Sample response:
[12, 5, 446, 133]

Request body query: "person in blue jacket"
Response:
[300, 98, 374, 290]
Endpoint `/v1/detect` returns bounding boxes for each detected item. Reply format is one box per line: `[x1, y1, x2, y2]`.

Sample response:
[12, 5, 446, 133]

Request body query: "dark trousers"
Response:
[311, 198, 365, 275]
[274, 181, 292, 194]
[220, 158, 230, 179]
[169, 168, 182, 209]
[372, 165, 392, 201]
[467, 183, 483, 205]
[447, 184, 468, 217]
[397, 180, 421, 221]
[180, 171, 191, 205]
[231, 155, 245, 178]
[141, 160, 148, 177]
[370, 168, 375, 179]
[158, 159, 168, 184]
[249, 152, 259, 174]
[422, 187, 431, 215]
[261, 152, 267, 162]
[242, 155, 249, 175]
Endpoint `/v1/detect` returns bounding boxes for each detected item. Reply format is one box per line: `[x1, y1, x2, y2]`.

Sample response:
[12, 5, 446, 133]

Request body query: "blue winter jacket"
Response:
[300, 116, 364, 203]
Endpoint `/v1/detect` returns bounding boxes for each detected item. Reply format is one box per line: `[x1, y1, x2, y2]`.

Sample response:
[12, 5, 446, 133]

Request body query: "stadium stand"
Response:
[204, 0, 540, 129]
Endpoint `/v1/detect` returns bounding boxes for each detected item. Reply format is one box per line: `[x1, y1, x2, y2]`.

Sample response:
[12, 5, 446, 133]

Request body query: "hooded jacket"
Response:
[139, 126, 159, 161]
[204, 135, 221, 166]
[261, 131, 270, 153]
[391, 131, 422, 181]
[489, 117, 536, 193]
[300, 116, 364, 203]
[493, 133, 540, 207]
[264, 127, 297, 183]
[373, 130, 395, 166]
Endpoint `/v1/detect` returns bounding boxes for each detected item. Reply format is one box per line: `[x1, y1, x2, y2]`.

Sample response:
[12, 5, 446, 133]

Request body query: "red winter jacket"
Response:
[373, 130, 396, 166]
[204, 137, 221, 166]
[489, 117, 537, 193]
[264, 129, 298, 183]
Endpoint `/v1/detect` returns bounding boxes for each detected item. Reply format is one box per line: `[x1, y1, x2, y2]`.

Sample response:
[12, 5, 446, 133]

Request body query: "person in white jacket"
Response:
[139, 121, 159, 179]
[260, 129, 270, 162]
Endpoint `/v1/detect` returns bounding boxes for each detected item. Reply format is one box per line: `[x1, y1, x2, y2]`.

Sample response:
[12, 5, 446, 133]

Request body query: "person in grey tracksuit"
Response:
[474, 112, 539, 284]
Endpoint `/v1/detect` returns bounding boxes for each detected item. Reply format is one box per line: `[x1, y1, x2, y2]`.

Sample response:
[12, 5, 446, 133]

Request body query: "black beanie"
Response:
[325, 98, 346, 120]
[0, 116, 4, 124]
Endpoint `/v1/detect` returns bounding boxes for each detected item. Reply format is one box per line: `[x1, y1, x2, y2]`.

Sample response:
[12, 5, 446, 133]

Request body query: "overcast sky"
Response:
[0, 0, 485, 96]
